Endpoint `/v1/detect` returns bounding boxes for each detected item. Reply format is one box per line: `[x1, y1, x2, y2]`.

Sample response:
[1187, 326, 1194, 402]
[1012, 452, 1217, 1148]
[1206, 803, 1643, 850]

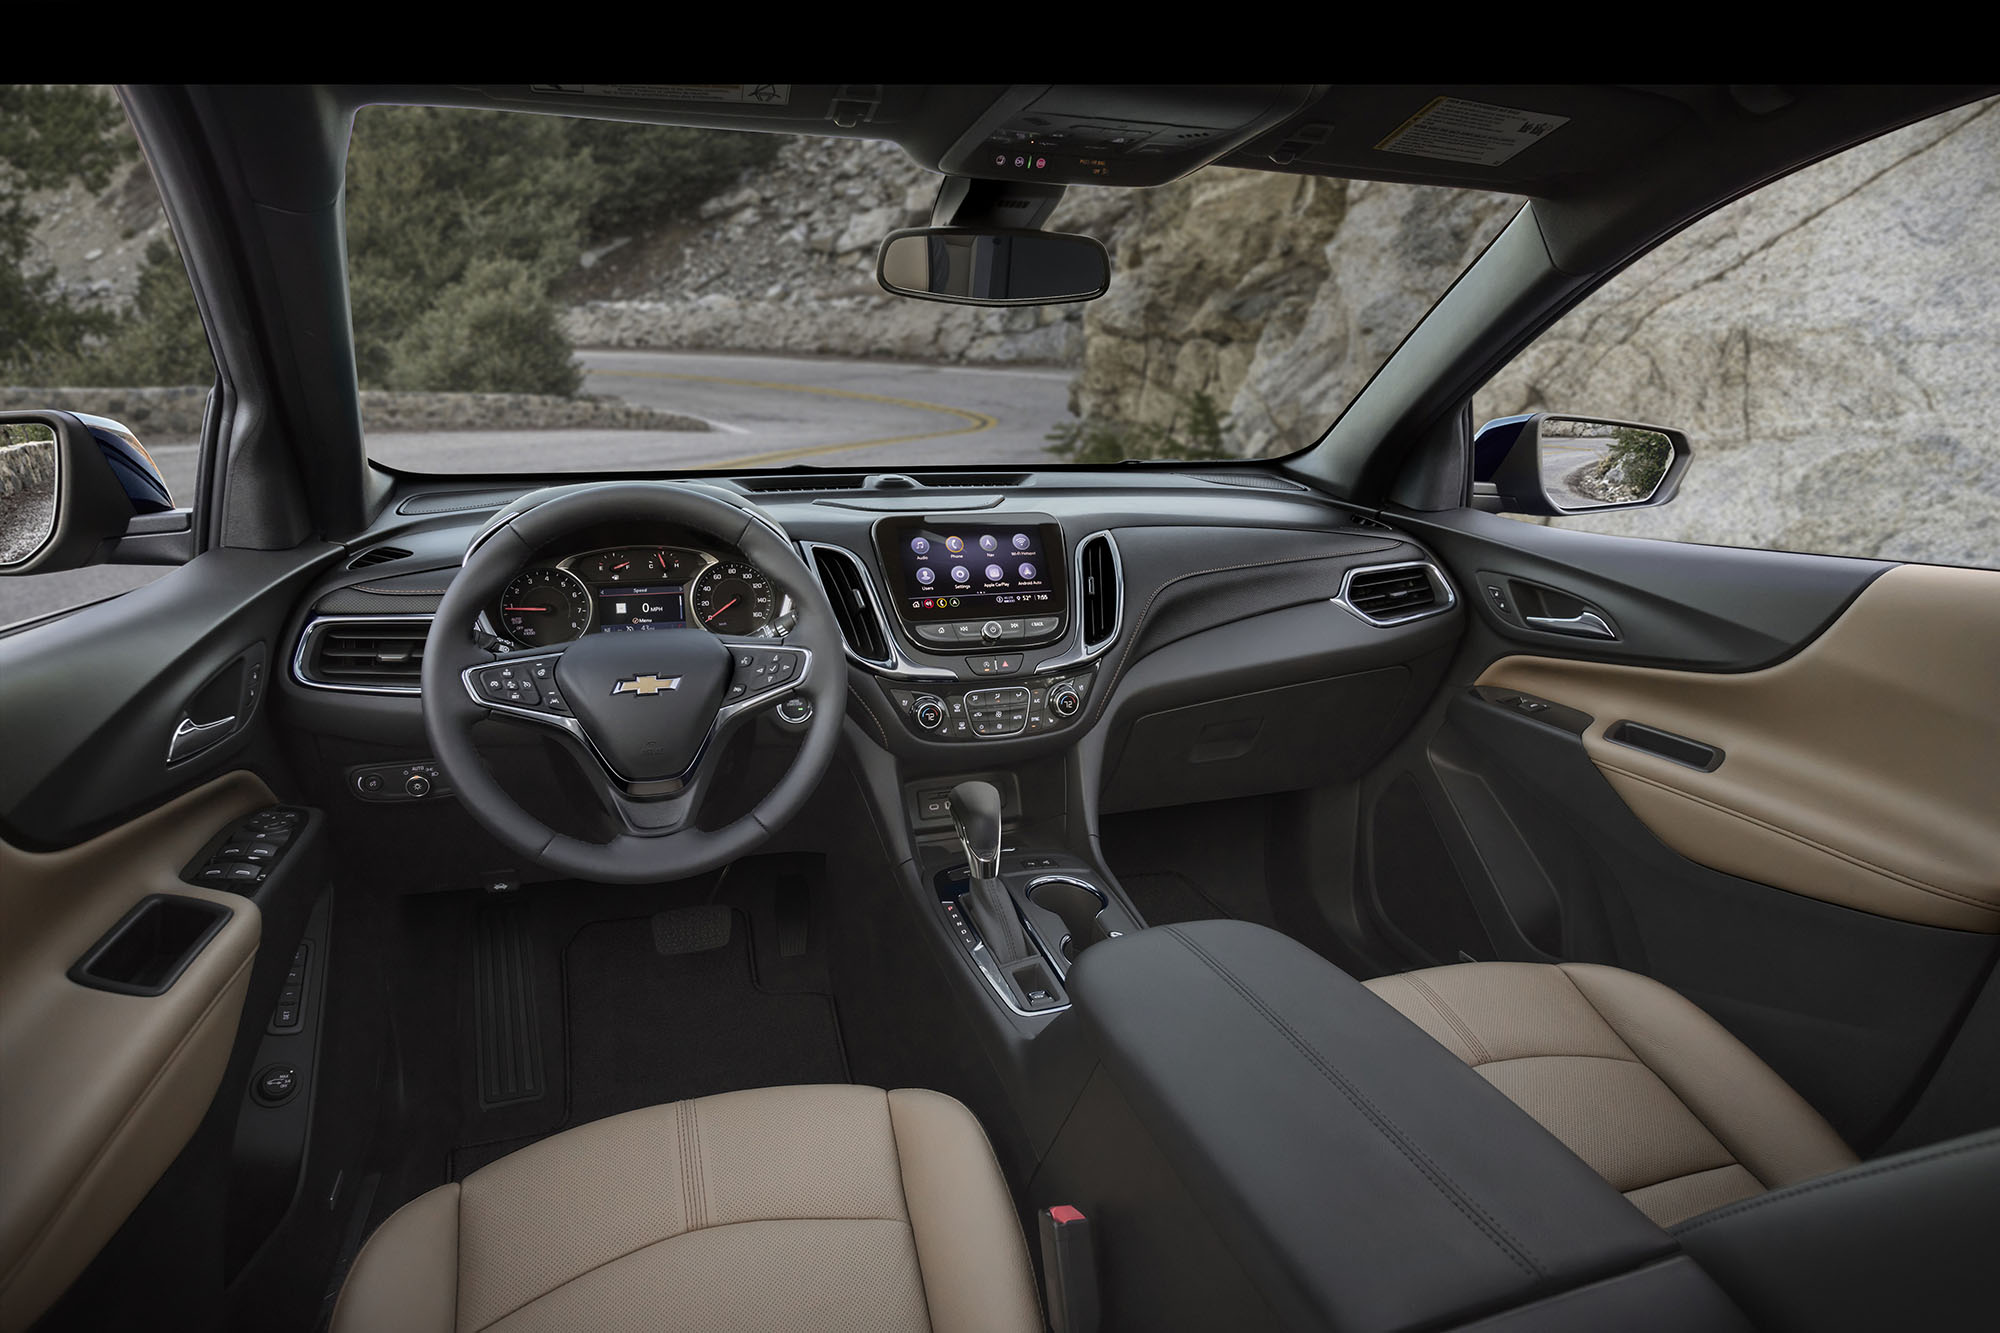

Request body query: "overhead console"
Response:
[939, 85, 1323, 187]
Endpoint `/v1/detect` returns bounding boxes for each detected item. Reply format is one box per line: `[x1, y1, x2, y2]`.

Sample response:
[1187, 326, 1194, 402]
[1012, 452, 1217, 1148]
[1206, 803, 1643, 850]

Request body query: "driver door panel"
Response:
[0, 543, 332, 1330]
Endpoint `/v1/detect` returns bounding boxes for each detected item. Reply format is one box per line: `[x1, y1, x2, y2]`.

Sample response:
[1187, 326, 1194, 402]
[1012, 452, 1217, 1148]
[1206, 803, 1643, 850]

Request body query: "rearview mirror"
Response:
[877, 228, 1110, 306]
[0, 410, 179, 575]
[1472, 413, 1691, 516]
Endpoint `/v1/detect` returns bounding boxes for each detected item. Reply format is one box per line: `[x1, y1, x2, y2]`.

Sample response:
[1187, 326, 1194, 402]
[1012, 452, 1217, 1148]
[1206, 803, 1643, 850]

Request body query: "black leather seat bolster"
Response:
[1066, 922, 1678, 1332]
[1672, 1127, 2000, 1333]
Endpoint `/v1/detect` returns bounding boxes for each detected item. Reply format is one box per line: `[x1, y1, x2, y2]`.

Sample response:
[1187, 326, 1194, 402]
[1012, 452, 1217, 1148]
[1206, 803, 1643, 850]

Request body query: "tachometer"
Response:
[689, 561, 776, 636]
[498, 567, 592, 645]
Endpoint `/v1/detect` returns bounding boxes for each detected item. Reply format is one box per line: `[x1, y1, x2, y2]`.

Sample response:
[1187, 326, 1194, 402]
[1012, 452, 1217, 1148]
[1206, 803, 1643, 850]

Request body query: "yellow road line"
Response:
[593, 369, 998, 468]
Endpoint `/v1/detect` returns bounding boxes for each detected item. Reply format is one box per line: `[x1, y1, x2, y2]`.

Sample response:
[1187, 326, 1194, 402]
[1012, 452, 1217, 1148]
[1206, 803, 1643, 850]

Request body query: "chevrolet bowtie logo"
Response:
[611, 673, 682, 697]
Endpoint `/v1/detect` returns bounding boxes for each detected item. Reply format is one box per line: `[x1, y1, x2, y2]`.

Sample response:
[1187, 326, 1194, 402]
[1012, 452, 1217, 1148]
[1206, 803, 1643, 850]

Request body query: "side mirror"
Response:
[1472, 413, 1691, 516]
[876, 227, 1109, 306]
[0, 410, 177, 576]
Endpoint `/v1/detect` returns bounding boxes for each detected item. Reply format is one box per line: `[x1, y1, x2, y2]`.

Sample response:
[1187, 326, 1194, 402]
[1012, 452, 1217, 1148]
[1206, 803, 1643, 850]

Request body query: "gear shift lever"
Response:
[949, 781, 1029, 964]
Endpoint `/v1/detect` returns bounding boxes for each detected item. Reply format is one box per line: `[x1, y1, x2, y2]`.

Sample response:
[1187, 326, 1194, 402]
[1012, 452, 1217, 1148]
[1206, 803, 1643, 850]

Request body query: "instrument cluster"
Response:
[491, 545, 786, 648]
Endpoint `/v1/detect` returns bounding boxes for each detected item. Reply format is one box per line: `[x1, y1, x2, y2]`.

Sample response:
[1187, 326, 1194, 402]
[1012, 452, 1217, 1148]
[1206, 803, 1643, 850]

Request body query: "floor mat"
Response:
[562, 906, 848, 1127]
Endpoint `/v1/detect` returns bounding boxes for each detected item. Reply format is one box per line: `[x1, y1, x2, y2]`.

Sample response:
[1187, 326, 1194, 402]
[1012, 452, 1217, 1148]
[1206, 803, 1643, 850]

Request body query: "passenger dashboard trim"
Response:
[1331, 560, 1459, 627]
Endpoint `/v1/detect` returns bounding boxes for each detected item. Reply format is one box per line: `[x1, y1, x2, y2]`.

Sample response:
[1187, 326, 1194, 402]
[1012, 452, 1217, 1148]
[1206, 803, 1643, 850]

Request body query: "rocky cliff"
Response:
[1472, 97, 1999, 567]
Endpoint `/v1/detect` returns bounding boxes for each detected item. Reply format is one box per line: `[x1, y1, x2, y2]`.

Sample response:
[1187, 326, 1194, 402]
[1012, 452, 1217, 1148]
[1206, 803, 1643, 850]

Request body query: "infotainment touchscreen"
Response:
[879, 518, 1065, 622]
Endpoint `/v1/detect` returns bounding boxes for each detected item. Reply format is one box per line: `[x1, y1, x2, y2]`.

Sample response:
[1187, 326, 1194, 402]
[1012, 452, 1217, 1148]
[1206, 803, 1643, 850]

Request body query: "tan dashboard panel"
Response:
[0, 771, 271, 1333]
[1477, 564, 2000, 933]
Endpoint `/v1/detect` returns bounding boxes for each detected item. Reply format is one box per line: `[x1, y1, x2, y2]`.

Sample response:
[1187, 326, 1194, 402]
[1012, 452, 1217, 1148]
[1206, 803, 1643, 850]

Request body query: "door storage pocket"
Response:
[68, 893, 233, 996]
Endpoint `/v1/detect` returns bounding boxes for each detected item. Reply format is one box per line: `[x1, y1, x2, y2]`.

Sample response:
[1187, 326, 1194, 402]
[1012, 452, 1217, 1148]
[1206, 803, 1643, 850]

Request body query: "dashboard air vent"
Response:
[1078, 533, 1121, 649]
[1343, 564, 1448, 625]
[734, 474, 871, 494]
[808, 546, 891, 665]
[305, 620, 429, 689]
[347, 545, 413, 569]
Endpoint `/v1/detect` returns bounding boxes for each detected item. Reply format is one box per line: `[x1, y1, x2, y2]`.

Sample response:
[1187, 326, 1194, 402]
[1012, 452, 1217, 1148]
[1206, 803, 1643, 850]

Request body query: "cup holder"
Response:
[1027, 876, 1113, 962]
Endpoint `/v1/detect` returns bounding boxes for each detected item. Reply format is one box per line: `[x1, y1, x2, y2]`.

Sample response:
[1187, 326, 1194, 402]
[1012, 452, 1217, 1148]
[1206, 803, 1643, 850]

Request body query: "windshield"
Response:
[345, 107, 1517, 474]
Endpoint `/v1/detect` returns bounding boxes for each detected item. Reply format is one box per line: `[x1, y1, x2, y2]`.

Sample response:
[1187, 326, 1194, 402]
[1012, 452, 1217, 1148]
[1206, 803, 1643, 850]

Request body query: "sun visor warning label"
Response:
[532, 85, 791, 106]
[1375, 97, 1568, 166]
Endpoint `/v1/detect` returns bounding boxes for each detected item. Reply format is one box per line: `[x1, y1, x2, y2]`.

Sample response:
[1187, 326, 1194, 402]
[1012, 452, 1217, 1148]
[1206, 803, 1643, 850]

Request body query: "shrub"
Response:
[568, 120, 780, 240]
[0, 86, 132, 380]
[1046, 389, 1234, 463]
[383, 259, 582, 396]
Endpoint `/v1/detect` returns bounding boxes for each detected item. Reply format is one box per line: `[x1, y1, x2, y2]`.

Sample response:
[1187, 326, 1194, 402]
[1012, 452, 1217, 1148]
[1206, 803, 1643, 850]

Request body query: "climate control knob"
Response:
[1049, 683, 1083, 718]
[912, 695, 947, 731]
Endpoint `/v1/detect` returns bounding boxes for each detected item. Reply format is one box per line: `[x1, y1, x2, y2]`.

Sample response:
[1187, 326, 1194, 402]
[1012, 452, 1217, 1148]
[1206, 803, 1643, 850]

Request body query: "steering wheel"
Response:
[420, 481, 847, 884]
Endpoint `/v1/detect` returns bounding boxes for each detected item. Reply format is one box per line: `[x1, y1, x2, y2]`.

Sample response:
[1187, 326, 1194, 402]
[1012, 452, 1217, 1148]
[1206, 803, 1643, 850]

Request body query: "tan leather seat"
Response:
[331, 1084, 1041, 1333]
[1364, 961, 1857, 1227]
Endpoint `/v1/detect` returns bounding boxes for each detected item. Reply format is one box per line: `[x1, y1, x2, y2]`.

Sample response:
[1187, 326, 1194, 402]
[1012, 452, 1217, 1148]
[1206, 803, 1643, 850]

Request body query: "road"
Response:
[3, 350, 1077, 627]
[368, 349, 1076, 473]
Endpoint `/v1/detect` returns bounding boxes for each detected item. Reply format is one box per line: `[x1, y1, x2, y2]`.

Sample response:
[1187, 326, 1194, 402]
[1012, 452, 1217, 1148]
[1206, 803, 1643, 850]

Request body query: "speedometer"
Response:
[689, 561, 776, 636]
[498, 567, 592, 645]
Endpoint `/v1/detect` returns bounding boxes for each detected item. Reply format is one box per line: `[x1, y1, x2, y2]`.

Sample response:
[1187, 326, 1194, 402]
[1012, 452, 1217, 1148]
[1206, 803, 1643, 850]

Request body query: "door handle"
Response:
[168, 713, 237, 764]
[1522, 610, 1617, 639]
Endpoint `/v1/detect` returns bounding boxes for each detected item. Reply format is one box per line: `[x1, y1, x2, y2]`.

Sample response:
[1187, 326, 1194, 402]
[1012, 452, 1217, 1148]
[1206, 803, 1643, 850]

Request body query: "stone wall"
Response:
[564, 134, 1134, 366]
[1472, 98, 2000, 568]
[0, 387, 706, 442]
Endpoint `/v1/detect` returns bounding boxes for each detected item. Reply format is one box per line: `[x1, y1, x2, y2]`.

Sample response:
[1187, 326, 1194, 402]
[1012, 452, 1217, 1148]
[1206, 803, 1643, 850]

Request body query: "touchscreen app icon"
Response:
[1012, 533, 1031, 550]
[915, 566, 936, 585]
[1017, 562, 1036, 579]
[910, 537, 930, 554]
[951, 566, 970, 583]
[979, 534, 998, 552]
[944, 535, 965, 554]
[985, 564, 1004, 581]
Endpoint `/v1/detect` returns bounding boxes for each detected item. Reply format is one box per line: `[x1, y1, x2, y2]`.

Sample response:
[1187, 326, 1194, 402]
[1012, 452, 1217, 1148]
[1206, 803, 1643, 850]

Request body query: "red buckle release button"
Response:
[1049, 1205, 1086, 1224]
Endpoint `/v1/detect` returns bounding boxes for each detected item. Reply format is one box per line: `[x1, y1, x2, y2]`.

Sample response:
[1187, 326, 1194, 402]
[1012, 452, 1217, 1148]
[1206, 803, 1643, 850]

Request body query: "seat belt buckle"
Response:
[1037, 1205, 1100, 1333]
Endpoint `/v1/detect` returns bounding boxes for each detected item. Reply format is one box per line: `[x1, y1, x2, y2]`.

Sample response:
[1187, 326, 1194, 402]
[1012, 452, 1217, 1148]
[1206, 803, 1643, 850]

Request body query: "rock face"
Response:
[1070, 172, 1518, 457]
[1473, 98, 2000, 567]
[564, 136, 1131, 365]
[0, 387, 705, 442]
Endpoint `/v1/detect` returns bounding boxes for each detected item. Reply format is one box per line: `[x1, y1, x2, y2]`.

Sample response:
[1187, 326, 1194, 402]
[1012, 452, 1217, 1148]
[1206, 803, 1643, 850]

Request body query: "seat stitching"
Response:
[1471, 1051, 1644, 1071]
[1401, 971, 1493, 1064]
[473, 1217, 914, 1330]
[884, 1091, 941, 1333]
[681, 1101, 703, 1235]
[1622, 1162, 1756, 1197]
[1165, 928, 1544, 1279]
[1669, 1136, 2000, 1239]
[1556, 966, 1759, 1186]
[688, 1098, 708, 1231]
[1594, 759, 2000, 914]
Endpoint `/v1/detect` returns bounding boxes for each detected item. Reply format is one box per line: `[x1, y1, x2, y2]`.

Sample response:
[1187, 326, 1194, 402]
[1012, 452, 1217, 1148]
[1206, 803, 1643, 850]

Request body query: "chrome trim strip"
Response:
[798, 539, 953, 682]
[459, 643, 812, 797]
[291, 614, 433, 696]
[1020, 874, 1112, 981]
[1331, 560, 1459, 627]
[1031, 529, 1123, 674]
[940, 892, 1071, 1018]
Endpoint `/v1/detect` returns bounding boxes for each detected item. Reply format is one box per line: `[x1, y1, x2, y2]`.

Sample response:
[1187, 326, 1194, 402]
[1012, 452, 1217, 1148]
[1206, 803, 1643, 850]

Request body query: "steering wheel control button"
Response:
[252, 1064, 301, 1107]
